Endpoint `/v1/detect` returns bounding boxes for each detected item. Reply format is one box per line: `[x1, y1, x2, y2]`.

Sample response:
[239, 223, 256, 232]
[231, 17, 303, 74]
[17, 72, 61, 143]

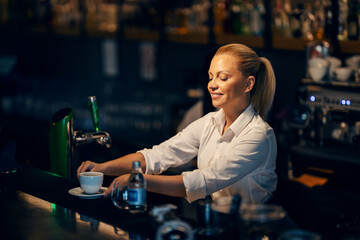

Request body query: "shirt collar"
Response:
[211, 104, 256, 136]
[212, 109, 226, 134]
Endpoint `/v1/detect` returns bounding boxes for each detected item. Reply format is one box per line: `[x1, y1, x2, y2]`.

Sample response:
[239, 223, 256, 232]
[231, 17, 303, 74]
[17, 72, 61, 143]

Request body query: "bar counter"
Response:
[1, 165, 300, 240]
[0, 166, 193, 240]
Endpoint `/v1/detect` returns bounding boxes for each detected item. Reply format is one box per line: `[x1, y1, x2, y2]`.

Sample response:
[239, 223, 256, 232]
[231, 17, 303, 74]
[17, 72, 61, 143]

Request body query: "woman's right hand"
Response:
[76, 160, 105, 179]
[104, 174, 130, 197]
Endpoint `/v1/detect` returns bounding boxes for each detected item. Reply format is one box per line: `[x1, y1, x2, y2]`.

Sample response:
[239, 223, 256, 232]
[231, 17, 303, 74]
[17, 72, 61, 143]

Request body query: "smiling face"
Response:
[208, 54, 254, 116]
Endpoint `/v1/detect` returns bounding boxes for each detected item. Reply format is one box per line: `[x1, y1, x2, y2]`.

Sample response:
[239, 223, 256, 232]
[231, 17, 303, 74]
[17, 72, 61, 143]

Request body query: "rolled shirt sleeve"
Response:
[182, 169, 207, 203]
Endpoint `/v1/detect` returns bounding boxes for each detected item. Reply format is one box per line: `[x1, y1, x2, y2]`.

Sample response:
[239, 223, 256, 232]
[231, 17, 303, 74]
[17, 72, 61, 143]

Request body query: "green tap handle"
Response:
[88, 96, 100, 132]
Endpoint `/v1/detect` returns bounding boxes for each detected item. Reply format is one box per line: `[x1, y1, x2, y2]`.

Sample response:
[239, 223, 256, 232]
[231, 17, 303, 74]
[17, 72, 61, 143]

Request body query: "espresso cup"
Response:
[79, 172, 104, 194]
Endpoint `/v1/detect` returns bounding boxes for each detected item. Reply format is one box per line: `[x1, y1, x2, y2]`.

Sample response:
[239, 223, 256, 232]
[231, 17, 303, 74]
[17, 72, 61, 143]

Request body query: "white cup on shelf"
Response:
[346, 55, 360, 70]
[333, 67, 353, 82]
[308, 57, 329, 82]
[325, 56, 342, 80]
[308, 57, 329, 68]
[308, 65, 328, 82]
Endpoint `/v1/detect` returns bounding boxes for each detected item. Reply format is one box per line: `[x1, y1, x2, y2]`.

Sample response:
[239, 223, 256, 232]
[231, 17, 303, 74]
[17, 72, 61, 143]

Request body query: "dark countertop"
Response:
[0, 166, 191, 240]
[2, 191, 132, 240]
[0, 166, 300, 240]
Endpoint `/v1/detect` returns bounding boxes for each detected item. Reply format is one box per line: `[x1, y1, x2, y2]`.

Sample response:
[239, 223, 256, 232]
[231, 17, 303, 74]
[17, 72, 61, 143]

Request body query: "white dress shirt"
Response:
[139, 104, 277, 204]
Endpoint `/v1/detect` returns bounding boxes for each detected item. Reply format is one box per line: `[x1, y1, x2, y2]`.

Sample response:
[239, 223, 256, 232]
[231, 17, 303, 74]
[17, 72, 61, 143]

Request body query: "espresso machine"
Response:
[292, 81, 360, 147]
[49, 96, 112, 179]
[284, 78, 360, 182]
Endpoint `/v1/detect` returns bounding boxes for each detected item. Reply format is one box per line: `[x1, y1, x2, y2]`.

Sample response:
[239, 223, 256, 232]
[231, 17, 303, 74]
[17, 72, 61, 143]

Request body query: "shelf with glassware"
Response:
[0, 0, 267, 47]
[269, 0, 331, 51]
[121, 0, 360, 51]
[3, 0, 360, 52]
[306, 53, 360, 87]
[119, 0, 265, 47]
[0, 0, 262, 48]
[273, 0, 360, 53]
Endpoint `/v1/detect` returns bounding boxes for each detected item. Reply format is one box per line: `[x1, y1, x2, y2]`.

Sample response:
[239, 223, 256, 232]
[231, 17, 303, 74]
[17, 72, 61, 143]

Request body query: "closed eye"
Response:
[208, 73, 213, 81]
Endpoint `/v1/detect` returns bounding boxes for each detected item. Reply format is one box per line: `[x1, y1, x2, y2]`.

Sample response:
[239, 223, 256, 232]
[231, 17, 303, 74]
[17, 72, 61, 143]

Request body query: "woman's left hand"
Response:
[104, 174, 130, 197]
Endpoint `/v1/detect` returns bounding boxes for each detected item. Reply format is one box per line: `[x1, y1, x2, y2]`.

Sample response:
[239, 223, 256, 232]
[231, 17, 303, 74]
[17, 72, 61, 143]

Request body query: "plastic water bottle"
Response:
[127, 161, 147, 213]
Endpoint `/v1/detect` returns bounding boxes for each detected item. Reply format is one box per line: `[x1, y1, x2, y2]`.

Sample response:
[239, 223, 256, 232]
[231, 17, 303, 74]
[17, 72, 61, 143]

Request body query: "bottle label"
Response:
[128, 188, 146, 206]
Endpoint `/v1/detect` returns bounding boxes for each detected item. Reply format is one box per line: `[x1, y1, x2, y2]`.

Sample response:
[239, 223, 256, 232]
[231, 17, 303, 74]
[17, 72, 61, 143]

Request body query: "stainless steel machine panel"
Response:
[294, 80, 360, 146]
[298, 84, 360, 111]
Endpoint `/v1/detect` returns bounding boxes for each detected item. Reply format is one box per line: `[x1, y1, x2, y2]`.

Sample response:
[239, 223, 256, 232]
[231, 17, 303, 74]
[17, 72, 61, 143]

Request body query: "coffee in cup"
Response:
[79, 172, 104, 194]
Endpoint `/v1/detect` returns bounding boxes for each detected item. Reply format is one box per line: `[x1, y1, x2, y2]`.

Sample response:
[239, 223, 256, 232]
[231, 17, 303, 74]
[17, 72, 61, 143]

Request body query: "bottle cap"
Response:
[132, 161, 141, 168]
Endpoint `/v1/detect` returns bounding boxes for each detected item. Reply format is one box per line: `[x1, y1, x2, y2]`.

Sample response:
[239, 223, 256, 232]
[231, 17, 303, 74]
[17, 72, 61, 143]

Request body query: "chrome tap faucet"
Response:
[74, 131, 112, 149]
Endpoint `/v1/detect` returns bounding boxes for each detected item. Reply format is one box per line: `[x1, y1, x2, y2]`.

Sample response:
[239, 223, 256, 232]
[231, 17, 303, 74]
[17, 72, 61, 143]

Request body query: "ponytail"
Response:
[251, 57, 276, 120]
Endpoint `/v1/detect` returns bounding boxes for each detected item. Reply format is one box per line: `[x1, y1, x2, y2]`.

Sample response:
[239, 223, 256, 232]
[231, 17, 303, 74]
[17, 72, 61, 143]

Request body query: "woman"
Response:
[77, 43, 277, 204]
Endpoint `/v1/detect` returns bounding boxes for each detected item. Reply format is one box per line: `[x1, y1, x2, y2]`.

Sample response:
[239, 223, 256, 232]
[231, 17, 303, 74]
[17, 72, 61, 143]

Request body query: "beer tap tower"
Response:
[49, 96, 111, 179]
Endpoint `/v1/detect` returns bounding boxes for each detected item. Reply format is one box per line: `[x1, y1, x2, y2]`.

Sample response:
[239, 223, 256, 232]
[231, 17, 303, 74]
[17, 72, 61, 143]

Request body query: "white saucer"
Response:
[68, 187, 107, 199]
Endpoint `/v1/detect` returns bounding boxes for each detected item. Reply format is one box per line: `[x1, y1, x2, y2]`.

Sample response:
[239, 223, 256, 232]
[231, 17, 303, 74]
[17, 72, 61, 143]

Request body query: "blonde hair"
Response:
[214, 43, 276, 120]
